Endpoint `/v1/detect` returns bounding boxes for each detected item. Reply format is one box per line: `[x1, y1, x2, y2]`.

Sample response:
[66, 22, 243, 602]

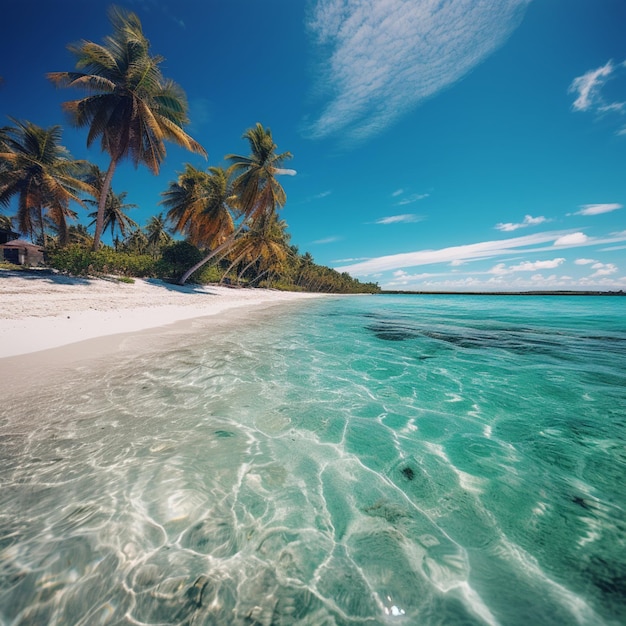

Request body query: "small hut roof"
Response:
[1, 239, 44, 250]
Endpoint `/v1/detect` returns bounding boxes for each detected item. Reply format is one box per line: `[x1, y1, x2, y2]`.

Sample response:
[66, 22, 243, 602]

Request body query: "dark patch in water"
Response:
[571, 495, 594, 511]
[584, 556, 626, 600]
[363, 499, 410, 524]
[364, 319, 588, 359]
[401, 467, 415, 481]
[186, 576, 209, 608]
[214, 430, 235, 438]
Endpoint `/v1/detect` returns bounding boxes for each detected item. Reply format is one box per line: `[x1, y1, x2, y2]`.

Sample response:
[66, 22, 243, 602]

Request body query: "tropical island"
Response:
[0, 7, 379, 296]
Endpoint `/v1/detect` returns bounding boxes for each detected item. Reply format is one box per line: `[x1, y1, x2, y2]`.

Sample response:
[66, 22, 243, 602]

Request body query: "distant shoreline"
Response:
[381, 290, 625, 296]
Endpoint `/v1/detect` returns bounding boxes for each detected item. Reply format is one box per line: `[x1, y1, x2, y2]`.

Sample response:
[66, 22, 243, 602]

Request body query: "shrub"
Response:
[196, 263, 222, 284]
[155, 241, 203, 282]
[48, 245, 156, 277]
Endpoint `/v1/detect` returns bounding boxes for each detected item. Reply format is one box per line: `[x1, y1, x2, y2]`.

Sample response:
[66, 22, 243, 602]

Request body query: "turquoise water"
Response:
[1, 295, 625, 625]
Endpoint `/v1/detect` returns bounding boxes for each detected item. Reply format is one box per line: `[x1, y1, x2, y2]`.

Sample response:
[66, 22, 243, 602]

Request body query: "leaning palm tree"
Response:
[87, 189, 138, 242]
[0, 119, 91, 245]
[161, 164, 235, 251]
[48, 6, 206, 251]
[177, 124, 293, 284]
[220, 213, 290, 283]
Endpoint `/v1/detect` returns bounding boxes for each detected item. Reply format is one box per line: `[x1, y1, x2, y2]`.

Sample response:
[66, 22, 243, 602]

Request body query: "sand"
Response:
[0, 271, 325, 359]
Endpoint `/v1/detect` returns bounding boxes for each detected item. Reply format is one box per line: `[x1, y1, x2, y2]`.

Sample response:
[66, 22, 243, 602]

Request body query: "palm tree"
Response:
[87, 189, 138, 242]
[0, 119, 90, 245]
[67, 223, 94, 247]
[177, 123, 293, 284]
[144, 212, 172, 257]
[48, 6, 206, 251]
[224, 213, 291, 285]
[0, 213, 14, 231]
[226, 123, 293, 224]
[122, 227, 149, 255]
[161, 164, 234, 250]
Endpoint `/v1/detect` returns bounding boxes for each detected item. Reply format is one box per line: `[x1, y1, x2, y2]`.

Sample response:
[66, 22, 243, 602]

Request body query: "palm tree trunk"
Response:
[179, 222, 248, 285]
[38, 205, 45, 246]
[237, 256, 260, 281]
[249, 267, 270, 286]
[92, 159, 117, 251]
[220, 257, 240, 284]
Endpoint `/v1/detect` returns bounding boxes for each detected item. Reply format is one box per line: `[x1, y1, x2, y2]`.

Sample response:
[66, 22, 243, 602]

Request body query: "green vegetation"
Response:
[0, 7, 379, 295]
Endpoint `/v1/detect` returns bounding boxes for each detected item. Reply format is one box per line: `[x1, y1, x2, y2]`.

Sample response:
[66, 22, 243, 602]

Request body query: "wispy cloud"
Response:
[574, 203, 622, 216]
[495, 214, 548, 232]
[570, 61, 615, 112]
[335, 230, 571, 275]
[333, 257, 370, 263]
[375, 214, 423, 225]
[306, 0, 531, 141]
[294, 190, 332, 205]
[336, 228, 626, 276]
[570, 60, 626, 133]
[575, 258, 597, 265]
[391, 189, 404, 197]
[314, 190, 332, 199]
[312, 236, 342, 245]
[396, 193, 430, 206]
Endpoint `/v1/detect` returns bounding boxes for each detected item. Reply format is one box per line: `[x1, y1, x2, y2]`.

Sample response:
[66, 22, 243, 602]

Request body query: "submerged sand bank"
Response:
[0, 271, 325, 359]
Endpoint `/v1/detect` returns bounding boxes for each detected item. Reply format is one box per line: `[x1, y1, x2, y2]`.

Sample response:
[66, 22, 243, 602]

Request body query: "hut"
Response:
[1, 239, 45, 266]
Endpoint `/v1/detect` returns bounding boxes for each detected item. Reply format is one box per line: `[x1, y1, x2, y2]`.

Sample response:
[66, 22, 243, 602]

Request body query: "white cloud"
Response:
[332, 257, 369, 263]
[510, 258, 566, 272]
[336, 230, 571, 275]
[314, 190, 332, 199]
[381, 272, 626, 292]
[575, 203, 622, 216]
[274, 168, 297, 176]
[569, 61, 615, 112]
[391, 189, 404, 197]
[336, 230, 626, 277]
[495, 214, 548, 232]
[312, 236, 342, 244]
[590, 262, 618, 277]
[375, 214, 423, 225]
[601, 245, 626, 252]
[306, 0, 531, 141]
[575, 258, 597, 265]
[570, 60, 626, 134]
[488, 258, 565, 275]
[396, 193, 430, 206]
[554, 232, 588, 246]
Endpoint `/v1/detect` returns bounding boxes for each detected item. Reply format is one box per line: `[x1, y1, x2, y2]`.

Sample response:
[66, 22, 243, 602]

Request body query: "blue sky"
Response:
[1, 0, 625, 291]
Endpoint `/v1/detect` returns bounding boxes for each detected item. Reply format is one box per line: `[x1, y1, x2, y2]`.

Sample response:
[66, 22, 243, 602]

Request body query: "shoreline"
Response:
[0, 271, 326, 359]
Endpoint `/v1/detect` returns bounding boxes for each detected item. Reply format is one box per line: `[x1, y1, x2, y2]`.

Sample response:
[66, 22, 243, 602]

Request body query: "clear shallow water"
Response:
[1, 295, 625, 625]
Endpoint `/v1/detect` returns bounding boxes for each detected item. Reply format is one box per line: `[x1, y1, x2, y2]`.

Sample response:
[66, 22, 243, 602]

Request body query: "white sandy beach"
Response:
[0, 271, 324, 359]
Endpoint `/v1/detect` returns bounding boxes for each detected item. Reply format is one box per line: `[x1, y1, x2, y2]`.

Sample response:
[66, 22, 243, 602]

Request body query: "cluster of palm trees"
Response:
[0, 7, 379, 293]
